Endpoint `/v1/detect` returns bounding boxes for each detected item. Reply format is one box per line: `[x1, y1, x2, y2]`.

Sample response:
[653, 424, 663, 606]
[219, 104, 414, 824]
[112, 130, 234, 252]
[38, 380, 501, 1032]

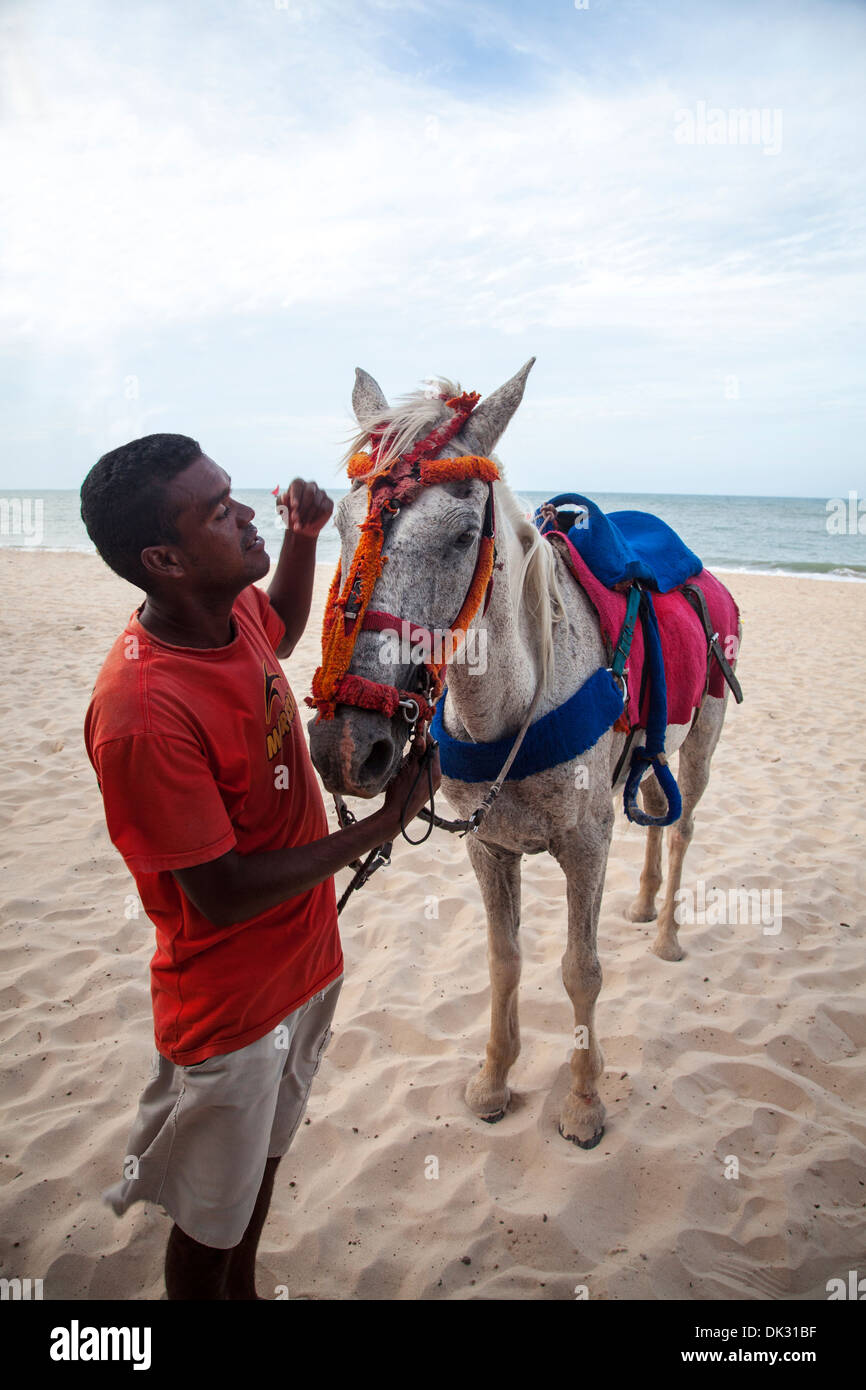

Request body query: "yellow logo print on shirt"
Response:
[263, 660, 297, 761]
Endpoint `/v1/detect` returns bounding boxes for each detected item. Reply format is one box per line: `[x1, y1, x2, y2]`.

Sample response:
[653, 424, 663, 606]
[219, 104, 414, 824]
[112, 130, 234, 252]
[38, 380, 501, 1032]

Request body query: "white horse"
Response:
[309, 360, 739, 1148]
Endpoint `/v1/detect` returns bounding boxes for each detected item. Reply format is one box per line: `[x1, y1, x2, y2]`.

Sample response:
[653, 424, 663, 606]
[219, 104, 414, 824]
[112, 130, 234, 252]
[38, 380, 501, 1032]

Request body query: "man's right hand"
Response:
[378, 727, 442, 837]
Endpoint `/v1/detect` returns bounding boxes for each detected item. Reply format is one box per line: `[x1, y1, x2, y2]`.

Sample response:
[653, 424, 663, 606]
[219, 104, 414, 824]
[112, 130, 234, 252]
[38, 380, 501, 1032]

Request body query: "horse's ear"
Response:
[460, 357, 536, 457]
[352, 368, 388, 424]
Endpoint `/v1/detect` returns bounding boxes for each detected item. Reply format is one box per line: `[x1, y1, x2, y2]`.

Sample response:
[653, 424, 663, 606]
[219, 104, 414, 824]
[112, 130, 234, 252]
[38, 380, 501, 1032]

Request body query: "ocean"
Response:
[1, 488, 865, 581]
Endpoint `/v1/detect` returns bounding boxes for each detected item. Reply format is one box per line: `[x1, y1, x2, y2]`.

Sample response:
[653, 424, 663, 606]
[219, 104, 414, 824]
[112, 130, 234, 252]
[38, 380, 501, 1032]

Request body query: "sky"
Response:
[1, 0, 864, 494]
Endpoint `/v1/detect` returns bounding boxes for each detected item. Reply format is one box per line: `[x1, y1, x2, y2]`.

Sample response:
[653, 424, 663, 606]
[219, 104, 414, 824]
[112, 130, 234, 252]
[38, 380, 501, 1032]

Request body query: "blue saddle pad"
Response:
[537, 493, 702, 594]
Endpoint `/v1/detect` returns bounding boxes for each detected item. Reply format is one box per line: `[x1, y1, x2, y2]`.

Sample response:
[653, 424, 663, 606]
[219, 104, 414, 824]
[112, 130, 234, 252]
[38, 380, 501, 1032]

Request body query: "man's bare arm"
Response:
[173, 735, 439, 926]
[268, 480, 333, 658]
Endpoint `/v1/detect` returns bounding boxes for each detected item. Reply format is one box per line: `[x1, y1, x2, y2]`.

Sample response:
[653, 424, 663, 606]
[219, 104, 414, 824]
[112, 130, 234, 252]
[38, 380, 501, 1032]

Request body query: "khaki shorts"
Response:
[102, 974, 343, 1249]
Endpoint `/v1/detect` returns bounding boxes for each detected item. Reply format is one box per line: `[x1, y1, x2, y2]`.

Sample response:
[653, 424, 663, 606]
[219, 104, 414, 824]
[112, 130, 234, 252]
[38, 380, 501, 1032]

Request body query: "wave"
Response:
[4, 544, 866, 584]
[711, 562, 866, 582]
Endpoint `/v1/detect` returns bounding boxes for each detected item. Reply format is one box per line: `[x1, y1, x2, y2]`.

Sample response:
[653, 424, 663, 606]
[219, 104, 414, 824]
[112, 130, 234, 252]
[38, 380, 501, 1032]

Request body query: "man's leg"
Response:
[165, 1224, 234, 1300]
[161, 979, 342, 1300]
[164, 1156, 280, 1300]
[225, 1155, 281, 1300]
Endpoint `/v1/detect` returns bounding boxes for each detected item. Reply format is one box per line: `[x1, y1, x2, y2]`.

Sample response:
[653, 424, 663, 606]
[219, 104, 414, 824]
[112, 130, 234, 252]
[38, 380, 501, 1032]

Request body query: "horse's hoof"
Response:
[559, 1092, 606, 1147]
[465, 1075, 510, 1121]
[559, 1122, 605, 1150]
[650, 936, 684, 962]
[625, 901, 657, 923]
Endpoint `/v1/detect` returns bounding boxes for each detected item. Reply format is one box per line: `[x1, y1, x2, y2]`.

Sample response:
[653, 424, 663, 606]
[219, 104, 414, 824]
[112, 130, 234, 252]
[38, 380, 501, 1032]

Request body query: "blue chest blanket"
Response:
[430, 668, 624, 782]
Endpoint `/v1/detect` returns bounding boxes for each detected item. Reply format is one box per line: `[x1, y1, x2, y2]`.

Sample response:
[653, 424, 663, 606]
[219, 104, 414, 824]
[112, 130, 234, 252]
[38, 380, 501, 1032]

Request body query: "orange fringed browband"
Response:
[306, 395, 499, 724]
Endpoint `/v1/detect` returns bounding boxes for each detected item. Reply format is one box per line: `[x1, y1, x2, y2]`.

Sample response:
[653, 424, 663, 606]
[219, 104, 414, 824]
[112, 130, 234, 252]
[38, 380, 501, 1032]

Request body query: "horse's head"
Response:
[307, 359, 535, 798]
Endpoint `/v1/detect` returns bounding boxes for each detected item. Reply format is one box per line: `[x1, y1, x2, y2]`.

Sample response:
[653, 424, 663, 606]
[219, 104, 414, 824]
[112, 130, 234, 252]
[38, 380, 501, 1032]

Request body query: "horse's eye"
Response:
[454, 530, 476, 550]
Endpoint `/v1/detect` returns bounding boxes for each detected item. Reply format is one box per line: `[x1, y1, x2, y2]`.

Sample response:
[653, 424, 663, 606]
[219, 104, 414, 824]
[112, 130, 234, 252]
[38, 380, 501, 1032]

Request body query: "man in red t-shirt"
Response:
[81, 433, 438, 1300]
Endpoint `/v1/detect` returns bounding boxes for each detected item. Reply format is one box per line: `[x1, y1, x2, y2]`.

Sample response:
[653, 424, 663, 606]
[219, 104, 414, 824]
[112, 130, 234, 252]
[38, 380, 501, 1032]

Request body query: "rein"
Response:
[331, 682, 546, 913]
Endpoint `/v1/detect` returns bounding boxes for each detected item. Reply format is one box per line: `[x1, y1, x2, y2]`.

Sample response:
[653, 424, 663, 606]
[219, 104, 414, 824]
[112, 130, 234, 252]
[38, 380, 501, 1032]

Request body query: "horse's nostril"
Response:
[361, 739, 393, 783]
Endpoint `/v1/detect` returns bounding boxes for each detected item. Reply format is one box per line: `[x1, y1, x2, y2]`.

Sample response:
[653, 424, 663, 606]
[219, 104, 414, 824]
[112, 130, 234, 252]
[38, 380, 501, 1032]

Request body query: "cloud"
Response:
[1, 0, 862, 348]
[1, 0, 864, 492]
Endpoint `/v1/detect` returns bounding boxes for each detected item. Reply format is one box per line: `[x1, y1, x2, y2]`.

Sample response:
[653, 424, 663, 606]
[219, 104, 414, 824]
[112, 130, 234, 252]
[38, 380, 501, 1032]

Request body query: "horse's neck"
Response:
[443, 498, 601, 743]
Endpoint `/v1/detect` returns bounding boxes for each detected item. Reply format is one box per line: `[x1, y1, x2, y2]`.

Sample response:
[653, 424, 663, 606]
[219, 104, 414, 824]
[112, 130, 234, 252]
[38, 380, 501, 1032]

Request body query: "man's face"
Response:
[156, 453, 271, 590]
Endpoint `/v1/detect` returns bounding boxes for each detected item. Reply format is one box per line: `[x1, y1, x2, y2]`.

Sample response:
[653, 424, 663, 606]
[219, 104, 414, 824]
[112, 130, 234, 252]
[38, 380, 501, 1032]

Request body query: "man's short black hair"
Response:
[80, 433, 203, 589]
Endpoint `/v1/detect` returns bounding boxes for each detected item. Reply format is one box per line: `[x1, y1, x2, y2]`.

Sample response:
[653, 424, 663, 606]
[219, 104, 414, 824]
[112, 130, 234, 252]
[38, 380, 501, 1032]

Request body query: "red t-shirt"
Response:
[84, 584, 342, 1065]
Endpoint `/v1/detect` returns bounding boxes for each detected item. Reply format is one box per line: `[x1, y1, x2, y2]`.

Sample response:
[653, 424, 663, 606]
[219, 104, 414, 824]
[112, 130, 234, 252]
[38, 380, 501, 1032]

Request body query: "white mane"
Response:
[342, 377, 464, 476]
[496, 482, 567, 695]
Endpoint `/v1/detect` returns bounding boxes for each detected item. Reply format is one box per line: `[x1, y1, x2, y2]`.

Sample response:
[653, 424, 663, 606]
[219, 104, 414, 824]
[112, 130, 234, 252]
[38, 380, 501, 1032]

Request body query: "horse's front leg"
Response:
[551, 811, 614, 1149]
[464, 836, 522, 1123]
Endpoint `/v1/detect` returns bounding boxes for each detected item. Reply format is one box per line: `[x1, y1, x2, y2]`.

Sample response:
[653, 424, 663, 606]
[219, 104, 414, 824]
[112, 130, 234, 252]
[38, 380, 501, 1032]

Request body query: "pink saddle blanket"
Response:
[548, 532, 740, 729]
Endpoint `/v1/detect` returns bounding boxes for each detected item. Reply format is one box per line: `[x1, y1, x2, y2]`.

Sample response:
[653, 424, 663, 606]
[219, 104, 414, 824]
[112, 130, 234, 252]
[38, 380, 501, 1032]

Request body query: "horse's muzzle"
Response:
[308, 707, 404, 798]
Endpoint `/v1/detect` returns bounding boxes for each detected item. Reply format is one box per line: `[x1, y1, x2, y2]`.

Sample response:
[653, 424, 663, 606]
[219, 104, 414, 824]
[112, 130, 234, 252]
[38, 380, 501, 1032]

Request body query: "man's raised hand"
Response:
[276, 480, 334, 539]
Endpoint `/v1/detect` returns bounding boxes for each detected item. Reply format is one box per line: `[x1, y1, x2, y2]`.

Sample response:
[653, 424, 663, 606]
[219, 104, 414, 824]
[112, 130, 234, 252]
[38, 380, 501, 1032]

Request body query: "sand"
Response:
[0, 549, 864, 1301]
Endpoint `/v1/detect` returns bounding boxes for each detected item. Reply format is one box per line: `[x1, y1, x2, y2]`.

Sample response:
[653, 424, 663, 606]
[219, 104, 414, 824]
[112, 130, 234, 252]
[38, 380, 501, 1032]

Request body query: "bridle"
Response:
[305, 389, 511, 910]
[306, 391, 500, 734]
